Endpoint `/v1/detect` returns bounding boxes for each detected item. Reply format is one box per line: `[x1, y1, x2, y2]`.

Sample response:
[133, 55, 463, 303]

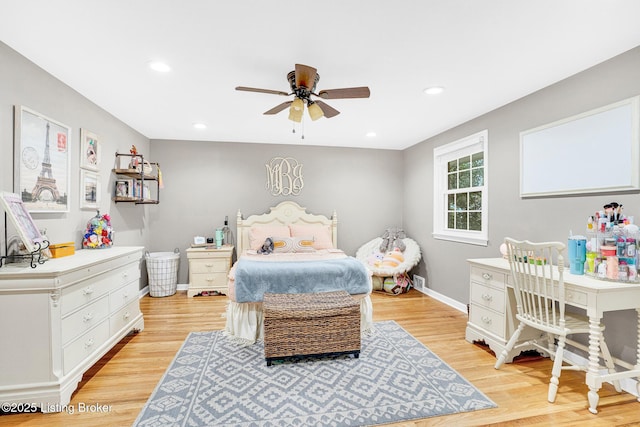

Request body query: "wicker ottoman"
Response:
[263, 291, 361, 366]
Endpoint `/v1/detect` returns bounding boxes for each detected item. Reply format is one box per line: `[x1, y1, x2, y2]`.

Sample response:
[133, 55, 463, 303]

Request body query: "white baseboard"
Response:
[415, 286, 468, 314]
[138, 283, 188, 298]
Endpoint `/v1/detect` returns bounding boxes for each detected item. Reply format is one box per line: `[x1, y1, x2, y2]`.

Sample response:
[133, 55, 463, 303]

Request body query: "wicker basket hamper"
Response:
[263, 290, 361, 366]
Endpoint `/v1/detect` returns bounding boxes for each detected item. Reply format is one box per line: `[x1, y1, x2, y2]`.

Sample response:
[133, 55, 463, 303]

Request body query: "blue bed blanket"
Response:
[233, 256, 371, 303]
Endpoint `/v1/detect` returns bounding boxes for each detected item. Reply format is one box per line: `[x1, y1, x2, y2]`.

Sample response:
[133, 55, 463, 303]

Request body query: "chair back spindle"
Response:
[505, 238, 566, 334]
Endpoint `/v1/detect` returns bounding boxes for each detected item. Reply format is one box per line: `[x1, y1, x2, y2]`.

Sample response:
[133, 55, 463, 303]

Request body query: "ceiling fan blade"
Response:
[315, 101, 340, 118]
[236, 86, 289, 96]
[264, 101, 292, 115]
[317, 86, 370, 99]
[295, 64, 317, 89]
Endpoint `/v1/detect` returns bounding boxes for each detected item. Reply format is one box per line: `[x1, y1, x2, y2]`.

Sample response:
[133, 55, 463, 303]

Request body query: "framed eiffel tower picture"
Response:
[14, 106, 71, 213]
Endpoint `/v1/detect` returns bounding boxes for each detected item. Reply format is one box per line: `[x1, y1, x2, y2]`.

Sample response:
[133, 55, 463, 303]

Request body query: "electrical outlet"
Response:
[413, 274, 425, 290]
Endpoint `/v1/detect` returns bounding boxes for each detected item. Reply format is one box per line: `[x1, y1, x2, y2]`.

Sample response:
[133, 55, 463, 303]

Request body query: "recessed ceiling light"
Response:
[193, 123, 207, 129]
[148, 61, 171, 73]
[424, 86, 444, 95]
[366, 131, 377, 137]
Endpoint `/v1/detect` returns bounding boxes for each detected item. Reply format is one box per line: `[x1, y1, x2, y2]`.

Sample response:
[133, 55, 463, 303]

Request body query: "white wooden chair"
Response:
[495, 238, 620, 404]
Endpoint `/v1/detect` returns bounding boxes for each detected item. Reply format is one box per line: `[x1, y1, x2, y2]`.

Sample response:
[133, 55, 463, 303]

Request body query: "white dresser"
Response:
[186, 246, 233, 297]
[0, 246, 145, 412]
[465, 258, 545, 362]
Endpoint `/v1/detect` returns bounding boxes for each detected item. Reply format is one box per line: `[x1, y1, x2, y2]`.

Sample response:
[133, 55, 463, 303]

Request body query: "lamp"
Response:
[307, 101, 324, 121]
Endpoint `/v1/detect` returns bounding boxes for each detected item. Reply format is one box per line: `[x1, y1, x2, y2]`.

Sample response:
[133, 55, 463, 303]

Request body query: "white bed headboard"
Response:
[236, 201, 338, 255]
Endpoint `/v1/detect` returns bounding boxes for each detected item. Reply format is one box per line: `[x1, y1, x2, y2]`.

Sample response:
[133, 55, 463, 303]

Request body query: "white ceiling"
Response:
[2, 1, 640, 150]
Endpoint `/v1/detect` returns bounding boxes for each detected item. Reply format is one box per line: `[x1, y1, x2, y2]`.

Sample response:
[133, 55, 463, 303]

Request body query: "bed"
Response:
[223, 201, 373, 344]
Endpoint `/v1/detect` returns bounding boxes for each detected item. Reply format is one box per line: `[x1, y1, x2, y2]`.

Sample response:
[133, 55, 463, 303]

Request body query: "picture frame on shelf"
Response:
[115, 179, 133, 198]
[80, 169, 100, 210]
[14, 105, 71, 213]
[80, 128, 100, 171]
[0, 192, 46, 254]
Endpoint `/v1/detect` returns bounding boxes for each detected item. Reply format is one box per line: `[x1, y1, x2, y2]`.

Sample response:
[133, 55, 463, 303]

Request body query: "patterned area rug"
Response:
[133, 320, 495, 426]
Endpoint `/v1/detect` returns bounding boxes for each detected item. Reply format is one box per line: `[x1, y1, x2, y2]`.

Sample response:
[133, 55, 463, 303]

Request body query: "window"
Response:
[433, 130, 488, 246]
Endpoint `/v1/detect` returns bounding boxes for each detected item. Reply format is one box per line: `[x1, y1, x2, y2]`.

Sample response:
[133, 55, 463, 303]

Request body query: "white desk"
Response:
[466, 257, 640, 414]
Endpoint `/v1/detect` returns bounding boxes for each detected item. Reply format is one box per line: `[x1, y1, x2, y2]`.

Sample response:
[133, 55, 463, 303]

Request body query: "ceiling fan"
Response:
[235, 64, 370, 122]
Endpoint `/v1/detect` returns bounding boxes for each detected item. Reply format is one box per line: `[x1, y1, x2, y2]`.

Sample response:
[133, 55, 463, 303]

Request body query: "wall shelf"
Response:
[112, 152, 160, 204]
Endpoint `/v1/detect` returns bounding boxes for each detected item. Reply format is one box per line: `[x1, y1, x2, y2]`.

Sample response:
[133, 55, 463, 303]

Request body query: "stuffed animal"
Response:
[381, 248, 405, 268]
[367, 252, 384, 267]
[259, 237, 274, 254]
[379, 227, 406, 253]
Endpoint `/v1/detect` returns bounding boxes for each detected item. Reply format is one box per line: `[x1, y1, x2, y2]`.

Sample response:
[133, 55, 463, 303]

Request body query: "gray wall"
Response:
[0, 42, 151, 255]
[403, 45, 640, 362]
[148, 140, 403, 283]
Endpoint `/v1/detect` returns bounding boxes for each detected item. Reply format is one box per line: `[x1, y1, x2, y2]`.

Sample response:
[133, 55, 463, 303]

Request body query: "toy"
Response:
[367, 252, 384, 267]
[82, 210, 113, 249]
[379, 227, 407, 253]
[381, 248, 405, 268]
[259, 237, 274, 254]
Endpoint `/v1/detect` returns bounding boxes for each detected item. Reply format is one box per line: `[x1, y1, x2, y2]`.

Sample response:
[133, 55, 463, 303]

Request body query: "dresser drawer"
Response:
[110, 280, 139, 312]
[470, 265, 506, 290]
[470, 282, 505, 314]
[63, 320, 110, 375]
[190, 272, 228, 288]
[469, 304, 505, 339]
[190, 258, 229, 273]
[110, 299, 141, 335]
[61, 295, 109, 345]
[61, 263, 139, 316]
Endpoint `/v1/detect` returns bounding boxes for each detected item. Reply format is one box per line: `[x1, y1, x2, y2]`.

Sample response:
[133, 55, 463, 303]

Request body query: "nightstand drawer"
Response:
[469, 304, 505, 339]
[190, 258, 229, 273]
[190, 272, 228, 287]
[470, 282, 505, 314]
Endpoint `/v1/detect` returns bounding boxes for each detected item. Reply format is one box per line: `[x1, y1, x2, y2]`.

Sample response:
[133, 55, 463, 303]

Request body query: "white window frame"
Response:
[433, 129, 488, 246]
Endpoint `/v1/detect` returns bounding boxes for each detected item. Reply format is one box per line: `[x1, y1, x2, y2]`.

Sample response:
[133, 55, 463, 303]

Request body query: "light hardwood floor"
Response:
[2, 290, 639, 426]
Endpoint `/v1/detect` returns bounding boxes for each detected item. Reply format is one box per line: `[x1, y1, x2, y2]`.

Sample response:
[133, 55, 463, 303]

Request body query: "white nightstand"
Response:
[186, 246, 234, 297]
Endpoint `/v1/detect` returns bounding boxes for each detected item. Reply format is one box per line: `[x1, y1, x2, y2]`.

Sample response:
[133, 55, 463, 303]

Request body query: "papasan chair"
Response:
[356, 237, 422, 294]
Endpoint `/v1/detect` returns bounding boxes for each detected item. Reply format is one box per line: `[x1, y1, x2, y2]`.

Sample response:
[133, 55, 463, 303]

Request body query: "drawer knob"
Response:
[83, 287, 94, 295]
[123, 311, 131, 320]
[482, 293, 493, 302]
[481, 316, 492, 324]
[206, 278, 214, 282]
[83, 312, 94, 322]
[84, 338, 94, 349]
[205, 263, 214, 267]
[482, 273, 492, 280]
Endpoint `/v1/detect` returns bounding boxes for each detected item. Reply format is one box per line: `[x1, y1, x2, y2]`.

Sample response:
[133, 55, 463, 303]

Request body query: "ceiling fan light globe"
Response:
[308, 102, 324, 121]
[288, 107, 303, 123]
[291, 97, 304, 112]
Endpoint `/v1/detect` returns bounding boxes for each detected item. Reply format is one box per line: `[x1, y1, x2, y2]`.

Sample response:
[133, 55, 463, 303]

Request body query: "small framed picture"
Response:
[0, 192, 46, 253]
[80, 170, 100, 209]
[80, 128, 100, 170]
[115, 179, 132, 198]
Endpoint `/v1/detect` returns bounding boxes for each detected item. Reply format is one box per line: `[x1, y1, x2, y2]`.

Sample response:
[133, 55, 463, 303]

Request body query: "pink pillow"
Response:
[289, 224, 334, 249]
[249, 225, 290, 250]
